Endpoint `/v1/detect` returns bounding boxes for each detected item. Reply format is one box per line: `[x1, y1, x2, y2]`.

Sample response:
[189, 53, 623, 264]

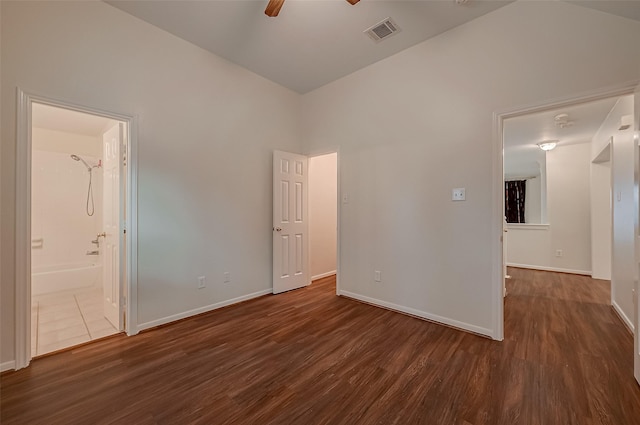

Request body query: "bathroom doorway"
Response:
[29, 103, 127, 357]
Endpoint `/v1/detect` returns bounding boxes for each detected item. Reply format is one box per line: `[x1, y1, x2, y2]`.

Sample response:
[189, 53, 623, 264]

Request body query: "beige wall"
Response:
[547, 143, 593, 273]
[507, 143, 592, 274]
[309, 153, 337, 279]
[591, 96, 635, 329]
[1, 1, 302, 367]
[591, 154, 612, 281]
[301, 1, 640, 336]
[32, 128, 102, 157]
[524, 176, 542, 225]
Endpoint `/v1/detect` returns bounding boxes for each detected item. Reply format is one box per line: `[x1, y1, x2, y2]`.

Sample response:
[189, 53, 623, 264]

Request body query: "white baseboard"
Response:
[507, 263, 591, 276]
[311, 270, 337, 281]
[612, 300, 634, 334]
[339, 290, 493, 338]
[137, 289, 272, 332]
[1, 360, 16, 373]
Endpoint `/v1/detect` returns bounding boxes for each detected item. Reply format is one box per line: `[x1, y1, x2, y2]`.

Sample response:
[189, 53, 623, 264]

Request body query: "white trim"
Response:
[14, 89, 139, 369]
[491, 109, 504, 341]
[15, 89, 32, 370]
[633, 83, 640, 382]
[506, 223, 550, 231]
[493, 79, 640, 343]
[613, 300, 634, 334]
[137, 289, 271, 332]
[507, 263, 591, 276]
[336, 148, 341, 297]
[311, 270, 337, 281]
[126, 117, 139, 337]
[340, 290, 493, 338]
[1, 361, 16, 373]
[493, 80, 639, 121]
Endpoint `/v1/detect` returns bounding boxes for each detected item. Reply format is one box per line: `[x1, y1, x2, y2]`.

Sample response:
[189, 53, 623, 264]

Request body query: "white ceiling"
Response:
[32, 103, 117, 137]
[504, 96, 620, 177]
[105, 0, 640, 94]
[106, 0, 512, 93]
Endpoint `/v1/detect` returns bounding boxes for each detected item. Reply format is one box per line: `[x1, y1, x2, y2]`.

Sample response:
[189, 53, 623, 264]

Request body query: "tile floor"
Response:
[32, 287, 118, 357]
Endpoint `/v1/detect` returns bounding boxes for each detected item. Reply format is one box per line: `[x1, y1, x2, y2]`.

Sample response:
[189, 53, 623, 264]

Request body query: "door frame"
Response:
[492, 80, 639, 342]
[633, 82, 640, 384]
[15, 88, 139, 370]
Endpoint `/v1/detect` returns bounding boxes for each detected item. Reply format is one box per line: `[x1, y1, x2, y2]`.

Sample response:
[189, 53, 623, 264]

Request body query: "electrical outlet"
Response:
[555, 249, 563, 258]
[452, 188, 465, 201]
[374, 270, 382, 282]
[198, 276, 206, 289]
[224, 272, 231, 284]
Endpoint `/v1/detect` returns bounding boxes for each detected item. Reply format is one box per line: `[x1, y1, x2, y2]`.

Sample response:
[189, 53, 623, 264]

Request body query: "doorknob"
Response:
[274, 227, 282, 232]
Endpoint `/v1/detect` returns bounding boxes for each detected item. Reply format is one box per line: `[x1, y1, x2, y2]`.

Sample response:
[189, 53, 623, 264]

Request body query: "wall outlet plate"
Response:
[452, 188, 465, 201]
[198, 276, 206, 289]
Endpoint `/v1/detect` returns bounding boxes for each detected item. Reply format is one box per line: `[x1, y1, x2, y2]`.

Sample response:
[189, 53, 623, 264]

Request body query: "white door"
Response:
[633, 85, 640, 385]
[103, 123, 122, 330]
[273, 151, 309, 294]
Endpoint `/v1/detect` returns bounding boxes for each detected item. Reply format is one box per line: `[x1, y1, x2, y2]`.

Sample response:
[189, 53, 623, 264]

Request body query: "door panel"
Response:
[103, 123, 122, 330]
[273, 151, 309, 294]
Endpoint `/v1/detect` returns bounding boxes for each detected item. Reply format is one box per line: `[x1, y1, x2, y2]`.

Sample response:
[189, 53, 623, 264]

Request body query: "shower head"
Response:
[70, 154, 92, 171]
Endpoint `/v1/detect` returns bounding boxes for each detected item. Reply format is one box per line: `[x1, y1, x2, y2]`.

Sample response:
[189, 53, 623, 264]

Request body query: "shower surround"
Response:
[31, 129, 104, 295]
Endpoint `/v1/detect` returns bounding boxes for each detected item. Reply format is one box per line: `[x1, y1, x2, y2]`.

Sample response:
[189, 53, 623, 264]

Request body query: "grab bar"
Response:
[31, 238, 44, 249]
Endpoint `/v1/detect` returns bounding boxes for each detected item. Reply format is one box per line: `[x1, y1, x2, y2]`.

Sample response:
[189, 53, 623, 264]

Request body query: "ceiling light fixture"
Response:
[537, 140, 558, 151]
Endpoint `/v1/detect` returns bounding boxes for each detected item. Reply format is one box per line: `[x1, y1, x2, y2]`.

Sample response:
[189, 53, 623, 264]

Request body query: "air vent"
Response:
[364, 18, 401, 43]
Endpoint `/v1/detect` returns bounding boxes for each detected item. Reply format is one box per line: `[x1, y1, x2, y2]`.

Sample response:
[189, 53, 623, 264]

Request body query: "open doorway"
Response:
[503, 97, 620, 277]
[499, 90, 636, 336]
[31, 102, 126, 356]
[31, 103, 123, 356]
[309, 153, 338, 286]
[29, 102, 127, 357]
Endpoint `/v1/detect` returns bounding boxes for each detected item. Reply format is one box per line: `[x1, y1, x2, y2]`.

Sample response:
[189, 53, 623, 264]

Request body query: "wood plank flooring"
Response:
[2, 269, 640, 424]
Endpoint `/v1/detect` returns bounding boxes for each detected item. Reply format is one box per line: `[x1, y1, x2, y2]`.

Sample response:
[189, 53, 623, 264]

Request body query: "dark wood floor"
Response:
[2, 269, 640, 424]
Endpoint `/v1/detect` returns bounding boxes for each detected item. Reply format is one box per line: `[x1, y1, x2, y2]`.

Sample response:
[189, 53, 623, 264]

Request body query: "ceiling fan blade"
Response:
[266, 0, 357, 18]
[265, 0, 285, 17]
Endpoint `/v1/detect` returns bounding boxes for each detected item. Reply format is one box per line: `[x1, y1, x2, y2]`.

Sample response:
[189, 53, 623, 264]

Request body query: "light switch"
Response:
[342, 193, 349, 204]
[452, 188, 465, 201]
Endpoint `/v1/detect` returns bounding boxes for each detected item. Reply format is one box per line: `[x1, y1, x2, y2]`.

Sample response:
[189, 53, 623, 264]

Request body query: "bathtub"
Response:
[32, 263, 102, 296]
